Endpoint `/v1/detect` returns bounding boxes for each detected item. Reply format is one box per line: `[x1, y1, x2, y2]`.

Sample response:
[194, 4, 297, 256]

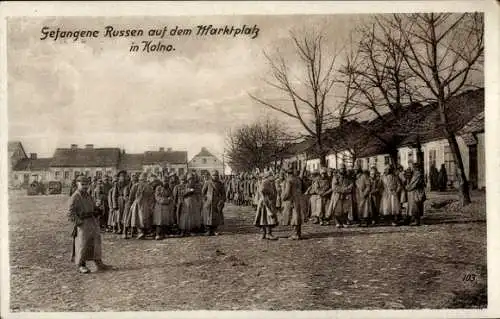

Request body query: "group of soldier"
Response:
[67, 160, 426, 273]
[223, 161, 426, 241]
[67, 170, 226, 274]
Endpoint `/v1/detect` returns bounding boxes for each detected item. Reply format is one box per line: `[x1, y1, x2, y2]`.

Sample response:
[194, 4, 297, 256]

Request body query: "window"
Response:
[374, 157, 378, 164]
[14, 174, 18, 180]
[106, 170, 112, 177]
[96, 170, 103, 178]
[85, 170, 90, 176]
[408, 151, 413, 166]
[384, 156, 390, 165]
[74, 171, 80, 179]
[178, 168, 184, 176]
[429, 149, 437, 168]
[444, 145, 456, 182]
[64, 171, 70, 180]
[55, 171, 61, 179]
[202, 158, 207, 164]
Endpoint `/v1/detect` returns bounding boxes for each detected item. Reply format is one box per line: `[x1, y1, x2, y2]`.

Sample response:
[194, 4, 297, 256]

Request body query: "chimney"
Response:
[85, 144, 94, 149]
[30, 153, 37, 160]
[70, 144, 78, 150]
[167, 148, 172, 152]
[159, 147, 165, 152]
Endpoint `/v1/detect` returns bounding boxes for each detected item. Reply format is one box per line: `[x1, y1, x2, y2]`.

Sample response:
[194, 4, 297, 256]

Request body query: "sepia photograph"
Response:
[1, 1, 498, 317]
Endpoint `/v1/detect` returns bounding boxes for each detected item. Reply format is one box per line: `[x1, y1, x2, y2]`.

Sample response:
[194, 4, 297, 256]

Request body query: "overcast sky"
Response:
[8, 14, 368, 160]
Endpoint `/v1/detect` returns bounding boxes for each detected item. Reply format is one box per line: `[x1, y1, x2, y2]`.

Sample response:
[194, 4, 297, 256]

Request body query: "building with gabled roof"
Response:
[188, 147, 224, 176]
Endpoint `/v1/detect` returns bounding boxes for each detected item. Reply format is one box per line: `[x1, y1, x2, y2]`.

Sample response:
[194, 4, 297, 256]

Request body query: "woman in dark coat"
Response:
[438, 164, 448, 192]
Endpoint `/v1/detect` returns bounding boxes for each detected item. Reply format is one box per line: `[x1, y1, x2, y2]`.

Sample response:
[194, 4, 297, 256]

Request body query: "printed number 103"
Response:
[463, 274, 477, 281]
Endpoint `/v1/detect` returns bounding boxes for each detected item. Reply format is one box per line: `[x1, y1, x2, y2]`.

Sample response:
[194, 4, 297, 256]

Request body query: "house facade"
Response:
[9, 143, 189, 188]
[11, 154, 52, 187]
[188, 147, 224, 175]
[292, 88, 485, 190]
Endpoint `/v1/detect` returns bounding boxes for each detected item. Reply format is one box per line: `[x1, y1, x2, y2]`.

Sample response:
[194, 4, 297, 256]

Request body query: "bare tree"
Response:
[382, 13, 484, 205]
[249, 31, 340, 166]
[225, 118, 292, 173]
[339, 17, 418, 165]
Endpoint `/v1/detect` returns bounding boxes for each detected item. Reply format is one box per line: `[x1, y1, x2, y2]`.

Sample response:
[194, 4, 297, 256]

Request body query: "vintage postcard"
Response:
[1, 1, 499, 318]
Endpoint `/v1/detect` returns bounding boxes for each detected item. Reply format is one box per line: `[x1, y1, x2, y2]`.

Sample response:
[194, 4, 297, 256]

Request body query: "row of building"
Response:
[280, 88, 485, 190]
[8, 144, 224, 188]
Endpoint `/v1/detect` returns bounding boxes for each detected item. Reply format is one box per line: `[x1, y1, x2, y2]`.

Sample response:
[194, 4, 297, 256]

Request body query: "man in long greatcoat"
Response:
[174, 173, 203, 236]
[153, 174, 175, 240]
[201, 170, 225, 236]
[306, 168, 330, 225]
[381, 165, 403, 226]
[254, 171, 278, 240]
[68, 176, 113, 274]
[112, 171, 129, 234]
[368, 167, 383, 225]
[281, 168, 304, 240]
[325, 165, 354, 228]
[405, 162, 426, 226]
[130, 172, 155, 239]
[122, 173, 139, 239]
[92, 179, 107, 231]
[356, 170, 371, 227]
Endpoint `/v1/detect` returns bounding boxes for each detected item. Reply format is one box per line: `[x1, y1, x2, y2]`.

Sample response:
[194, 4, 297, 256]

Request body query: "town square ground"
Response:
[9, 190, 486, 311]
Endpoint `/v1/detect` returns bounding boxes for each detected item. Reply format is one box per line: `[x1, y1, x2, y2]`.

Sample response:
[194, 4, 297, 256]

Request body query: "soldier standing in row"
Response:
[405, 162, 426, 226]
[281, 168, 304, 240]
[326, 164, 354, 228]
[380, 165, 403, 226]
[175, 174, 203, 236]
[201, 170, 225, 236]
[68, 175, 114, 274]
[152, 174, 175, 240]
[254, 171, 278, 240]
[130, 172, 155, 239]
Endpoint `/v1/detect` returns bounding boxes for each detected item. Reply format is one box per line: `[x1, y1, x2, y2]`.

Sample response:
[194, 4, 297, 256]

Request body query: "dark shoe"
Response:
[96, 263, 114, 271]
[122, 233, 129, 239]
[155, 235, 163, 240]
[137, 232, 145, 240]
[78, 266, 90, 274]
[266, 234, 278, 241]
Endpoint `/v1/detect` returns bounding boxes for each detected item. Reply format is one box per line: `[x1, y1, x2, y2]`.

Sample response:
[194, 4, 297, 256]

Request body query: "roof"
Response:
[8, 141, 22, 152]
[50, 147, 121, 167]
[8, 141, 27, 158]
[282, 139, 315, 159]
[458, 111, 484, 135]
[399, 88, 484, 146]
[13, 158, 52, 171]
[193, 147, 216, 158]
[119, 153, 144, 171]
[143, 150, 187, 165]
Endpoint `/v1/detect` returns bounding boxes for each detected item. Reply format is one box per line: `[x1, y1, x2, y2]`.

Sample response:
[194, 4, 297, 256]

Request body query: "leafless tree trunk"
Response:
[384, 13, 484, 205]
[249, 31, 340, 167]
[339, 18, 418, 167]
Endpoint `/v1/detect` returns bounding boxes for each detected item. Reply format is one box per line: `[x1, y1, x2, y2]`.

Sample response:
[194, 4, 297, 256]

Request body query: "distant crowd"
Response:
[67, 162, 428, 273]
[221, 161, 428, 240]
